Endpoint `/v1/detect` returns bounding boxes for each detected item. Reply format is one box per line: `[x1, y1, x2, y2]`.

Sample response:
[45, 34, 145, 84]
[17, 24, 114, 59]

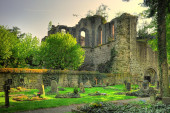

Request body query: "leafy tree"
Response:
[147, 14, 170, 62]
[0, 26, 18, 67]
[40, 32, 85, 70]
[123, 0, 170, 97]
[12, 33, 40, 68]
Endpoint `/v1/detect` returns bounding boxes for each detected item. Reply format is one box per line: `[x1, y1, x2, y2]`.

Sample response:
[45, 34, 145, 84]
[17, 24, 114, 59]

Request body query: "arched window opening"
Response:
[112, 25, 115, 40]
[98, 26, 102, 45]
[61, 29, 66, 34]
[80, 31, 85, 46]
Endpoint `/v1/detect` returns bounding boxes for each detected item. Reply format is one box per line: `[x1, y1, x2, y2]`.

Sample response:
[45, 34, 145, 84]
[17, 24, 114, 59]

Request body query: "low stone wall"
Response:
[0, 73, 43, 90]
[0, 68, 140, 92]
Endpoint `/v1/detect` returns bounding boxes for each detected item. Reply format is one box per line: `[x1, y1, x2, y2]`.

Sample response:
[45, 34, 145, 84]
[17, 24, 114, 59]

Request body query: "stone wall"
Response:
[0, 73, 43, 91]
[0, 70, 136, 92]
[82, 14, 158, 83]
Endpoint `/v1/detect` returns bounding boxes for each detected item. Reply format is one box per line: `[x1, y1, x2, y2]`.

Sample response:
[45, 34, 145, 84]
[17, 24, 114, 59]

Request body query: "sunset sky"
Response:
[0, 0, 149, 40]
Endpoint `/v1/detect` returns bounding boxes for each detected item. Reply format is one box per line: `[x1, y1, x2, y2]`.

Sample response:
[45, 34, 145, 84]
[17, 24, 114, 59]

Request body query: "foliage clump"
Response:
[0, 26, 18, 67]
[86, 15, 107, 24]
[40, 32, 85, 70]
[86, 4, 109, 24]
[0, 26, 40, 68]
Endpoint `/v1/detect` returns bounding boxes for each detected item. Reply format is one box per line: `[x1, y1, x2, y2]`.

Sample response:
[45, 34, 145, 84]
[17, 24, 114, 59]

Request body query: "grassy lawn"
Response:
[0, 85, 137, 113]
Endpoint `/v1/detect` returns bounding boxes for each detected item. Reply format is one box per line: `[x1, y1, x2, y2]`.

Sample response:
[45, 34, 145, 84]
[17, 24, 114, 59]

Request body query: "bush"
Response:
[73, 87, 79, 94]
[40, 32, 85, 70]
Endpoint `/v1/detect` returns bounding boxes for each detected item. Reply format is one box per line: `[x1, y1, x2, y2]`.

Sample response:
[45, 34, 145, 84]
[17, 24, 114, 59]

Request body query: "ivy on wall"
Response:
[97, 47, 117, 73]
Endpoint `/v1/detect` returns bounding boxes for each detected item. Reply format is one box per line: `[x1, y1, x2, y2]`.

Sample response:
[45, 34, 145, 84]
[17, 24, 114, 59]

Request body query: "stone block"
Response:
[79, 82, 85, 93]
[51, 80, 58, 93]
[84, 80, 92, 88]
[126, 83, 131, 91]
[150, 95, 156, 103]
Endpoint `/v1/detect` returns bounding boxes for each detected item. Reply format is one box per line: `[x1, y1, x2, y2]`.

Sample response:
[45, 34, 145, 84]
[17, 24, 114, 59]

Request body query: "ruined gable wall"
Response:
[129, 15, 159, 80]
[82, 14, 133, 72]
[47, 13, 159, 78]
[130, 41, 159, 79]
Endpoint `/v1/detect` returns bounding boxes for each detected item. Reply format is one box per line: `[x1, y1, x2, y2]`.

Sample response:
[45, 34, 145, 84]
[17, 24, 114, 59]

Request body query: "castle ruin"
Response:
[45, 13, 159, 84]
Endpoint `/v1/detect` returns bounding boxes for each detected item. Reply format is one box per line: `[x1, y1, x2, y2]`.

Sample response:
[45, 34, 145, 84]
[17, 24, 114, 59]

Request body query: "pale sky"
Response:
[0, 0, 149, 40]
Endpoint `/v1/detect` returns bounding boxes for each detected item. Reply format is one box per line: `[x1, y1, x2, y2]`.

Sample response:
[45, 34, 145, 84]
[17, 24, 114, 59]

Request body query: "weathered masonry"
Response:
[45, 13, 159, 84]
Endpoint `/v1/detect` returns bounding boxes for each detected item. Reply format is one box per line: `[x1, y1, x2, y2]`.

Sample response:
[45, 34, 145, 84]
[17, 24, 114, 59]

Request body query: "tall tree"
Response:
[0, 26, 18, 67]
[123, 0, 170, 97]
[12, 33, 40, 68]
[156, 0, 170, 97]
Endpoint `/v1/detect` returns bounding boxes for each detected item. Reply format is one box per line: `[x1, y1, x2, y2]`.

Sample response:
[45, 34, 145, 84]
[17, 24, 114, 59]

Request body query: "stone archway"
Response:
[144, 68, 157, 85]
[79, 28, 89, 47]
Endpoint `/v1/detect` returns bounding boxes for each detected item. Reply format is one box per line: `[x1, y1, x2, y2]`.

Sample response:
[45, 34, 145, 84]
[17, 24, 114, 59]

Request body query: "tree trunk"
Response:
[157, 0, 170, 97]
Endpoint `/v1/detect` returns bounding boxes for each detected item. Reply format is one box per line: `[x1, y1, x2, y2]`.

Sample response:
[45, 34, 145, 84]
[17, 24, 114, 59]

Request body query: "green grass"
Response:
[0, 85, 137, 113]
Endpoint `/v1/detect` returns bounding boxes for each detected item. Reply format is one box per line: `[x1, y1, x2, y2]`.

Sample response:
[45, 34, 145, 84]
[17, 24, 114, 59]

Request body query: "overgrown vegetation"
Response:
[86, 15, 107, 24]
[76, 101, 170, 113]
[86, 4, 109, 24]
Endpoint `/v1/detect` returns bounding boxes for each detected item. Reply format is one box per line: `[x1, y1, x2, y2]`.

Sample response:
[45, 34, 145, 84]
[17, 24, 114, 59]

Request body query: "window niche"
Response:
[80, 31, 85, 46]
[98, 26, 102, 45]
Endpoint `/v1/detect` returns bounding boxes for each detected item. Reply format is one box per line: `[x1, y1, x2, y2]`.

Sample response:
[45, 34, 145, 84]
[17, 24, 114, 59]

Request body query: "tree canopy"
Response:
[12, 33, 40, 68]
[0, 26, 18, 67]
[0, 26, 40, 68]
[40, 32, 85, 70]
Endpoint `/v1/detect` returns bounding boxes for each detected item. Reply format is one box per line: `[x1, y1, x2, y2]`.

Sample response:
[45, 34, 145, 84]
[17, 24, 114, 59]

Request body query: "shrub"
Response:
[40, 32, 85, 70]
[73, 87, 79, 94]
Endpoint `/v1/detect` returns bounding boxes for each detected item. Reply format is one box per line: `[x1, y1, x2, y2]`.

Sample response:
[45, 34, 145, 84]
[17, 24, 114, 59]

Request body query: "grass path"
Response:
[16, 97, 150, 113]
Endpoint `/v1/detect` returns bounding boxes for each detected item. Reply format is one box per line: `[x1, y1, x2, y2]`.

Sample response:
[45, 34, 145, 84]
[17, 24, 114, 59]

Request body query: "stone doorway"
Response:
[144, 68, 157, 85]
